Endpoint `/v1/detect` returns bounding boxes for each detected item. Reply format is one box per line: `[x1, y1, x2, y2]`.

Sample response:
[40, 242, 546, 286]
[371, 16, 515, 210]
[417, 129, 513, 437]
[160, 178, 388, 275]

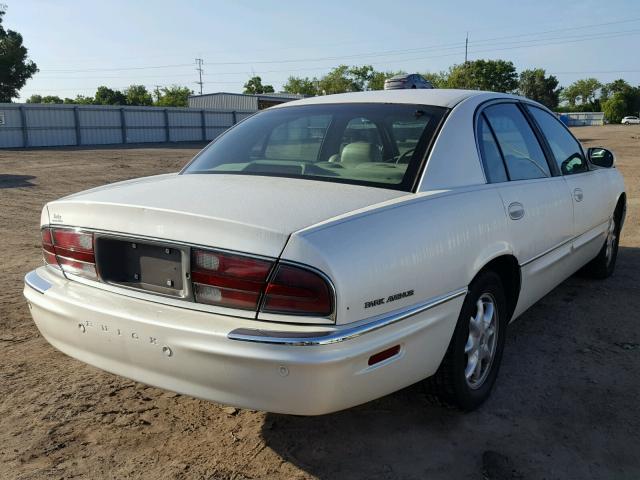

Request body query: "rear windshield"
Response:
[182, 103, 446, 191]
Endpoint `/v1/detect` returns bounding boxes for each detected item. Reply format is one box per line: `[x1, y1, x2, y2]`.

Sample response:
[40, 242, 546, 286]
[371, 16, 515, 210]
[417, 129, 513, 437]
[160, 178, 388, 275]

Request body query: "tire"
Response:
[428, 271, 508, 410]
[585, 213, 620, 279]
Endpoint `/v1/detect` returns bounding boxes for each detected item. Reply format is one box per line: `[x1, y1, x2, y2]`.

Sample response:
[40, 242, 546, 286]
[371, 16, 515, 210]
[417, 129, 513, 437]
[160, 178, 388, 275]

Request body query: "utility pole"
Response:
[465, 32, 469, 63]
[153, 85, 162, 103]
[195, 58, 204, 95]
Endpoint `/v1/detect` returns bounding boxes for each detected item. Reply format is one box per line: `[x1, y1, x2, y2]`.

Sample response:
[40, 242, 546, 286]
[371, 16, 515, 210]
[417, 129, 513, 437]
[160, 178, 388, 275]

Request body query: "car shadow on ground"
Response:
[260, 246, 640, 480]
[0, 174, 36, 189]
[0, 142, 208, 153]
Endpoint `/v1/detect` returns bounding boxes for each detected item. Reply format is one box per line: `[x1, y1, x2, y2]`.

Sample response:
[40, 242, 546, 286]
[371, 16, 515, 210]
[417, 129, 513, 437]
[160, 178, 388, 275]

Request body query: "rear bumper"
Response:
[24, 267, 464, 415]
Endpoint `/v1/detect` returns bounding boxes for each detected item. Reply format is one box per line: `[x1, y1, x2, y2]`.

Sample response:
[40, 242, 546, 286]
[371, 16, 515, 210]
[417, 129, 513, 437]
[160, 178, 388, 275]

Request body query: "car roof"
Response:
[386, 74, 412, 81]
[272, 89, 523, 109]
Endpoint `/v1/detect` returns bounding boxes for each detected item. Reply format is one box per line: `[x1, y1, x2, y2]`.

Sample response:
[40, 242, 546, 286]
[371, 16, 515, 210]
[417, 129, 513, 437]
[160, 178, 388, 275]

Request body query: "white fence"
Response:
[0, 104, 254, 148]
[556, 112, 605, 127]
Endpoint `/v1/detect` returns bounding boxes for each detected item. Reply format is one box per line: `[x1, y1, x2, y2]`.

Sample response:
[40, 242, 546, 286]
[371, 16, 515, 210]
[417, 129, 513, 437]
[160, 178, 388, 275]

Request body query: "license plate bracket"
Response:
[95, 237, 187, 297]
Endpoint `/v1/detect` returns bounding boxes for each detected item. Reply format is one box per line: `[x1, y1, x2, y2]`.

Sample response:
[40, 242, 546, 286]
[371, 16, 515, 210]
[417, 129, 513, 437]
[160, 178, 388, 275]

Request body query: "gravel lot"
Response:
[1, 126, 639, 480]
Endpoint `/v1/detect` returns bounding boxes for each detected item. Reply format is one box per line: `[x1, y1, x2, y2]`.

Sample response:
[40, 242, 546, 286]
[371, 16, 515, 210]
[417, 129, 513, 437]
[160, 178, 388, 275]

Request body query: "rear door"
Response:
[479, 102, 575, 316]
[525, 105, 611, 266]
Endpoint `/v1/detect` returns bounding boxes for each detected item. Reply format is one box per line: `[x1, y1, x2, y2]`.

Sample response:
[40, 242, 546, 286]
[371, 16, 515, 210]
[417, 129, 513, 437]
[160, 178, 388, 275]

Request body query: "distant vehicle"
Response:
[25, 89, 626, 415]
[621, 116, 640, 125]
[384, 73, 433, 90]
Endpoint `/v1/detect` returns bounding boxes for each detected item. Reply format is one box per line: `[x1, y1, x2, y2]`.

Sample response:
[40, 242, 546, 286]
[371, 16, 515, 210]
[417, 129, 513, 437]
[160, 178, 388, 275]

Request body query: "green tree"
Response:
[368, 70, 407, 91]
[518, 69, 561, 109]
[318, 65, 354, 94]
[562, 78, 601, 107]
[317, 65, 384, 94]
[421, 71, 449, 88]
[26, 94, 63, 104]
[347, 65, 375, 91]
[94, 85, 127, 105]
[602, 92, 628, 123]
[574, 78, 601, 105]
[41, 95, 63, 104]
[598, 79, 640, 119]
[600, 79, 631, 101]
[243, 76, 275, 94]
[0, 6, 38, 102]
[63, 95, 94, 105]
[125, 84, 153, 106]
[154, 85, 192, 107]
[282, 76, 318, 96]
[560, 83, 579, 107]
[446, 59, 518, 92]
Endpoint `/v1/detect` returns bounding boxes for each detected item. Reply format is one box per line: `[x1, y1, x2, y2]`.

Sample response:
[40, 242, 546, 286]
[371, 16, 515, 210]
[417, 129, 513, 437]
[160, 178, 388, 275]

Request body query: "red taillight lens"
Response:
[261, 264, 333, 316]
[191, 249, 273, 310]
[41, 228, 57, 266]
[51, 229, 95, 263]
[190, 250, 334, 317]
[41, 227, 97, 279]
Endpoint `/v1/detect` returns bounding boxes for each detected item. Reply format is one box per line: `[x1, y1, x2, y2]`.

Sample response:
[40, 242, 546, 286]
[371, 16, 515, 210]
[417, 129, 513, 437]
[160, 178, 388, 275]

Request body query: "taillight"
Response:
[261, 264, 333, 316]
[191, 249, 334, 317]
[41, 228, 58, 266]
[41, 227, 97, 279]
[191, 249, 273, 310]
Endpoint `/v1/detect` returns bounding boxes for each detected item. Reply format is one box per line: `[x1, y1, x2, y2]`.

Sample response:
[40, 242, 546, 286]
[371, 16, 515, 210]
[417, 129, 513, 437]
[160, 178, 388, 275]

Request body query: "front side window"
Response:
[483, 103, 551, 181]
[527, 106, 588, 175]
[184, 103, 446, 190]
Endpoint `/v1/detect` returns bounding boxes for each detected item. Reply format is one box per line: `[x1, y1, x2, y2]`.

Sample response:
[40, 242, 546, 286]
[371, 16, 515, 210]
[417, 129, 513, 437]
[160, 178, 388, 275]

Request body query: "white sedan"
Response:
[24, 90, 626, 415]
[621, 115, 640, 124]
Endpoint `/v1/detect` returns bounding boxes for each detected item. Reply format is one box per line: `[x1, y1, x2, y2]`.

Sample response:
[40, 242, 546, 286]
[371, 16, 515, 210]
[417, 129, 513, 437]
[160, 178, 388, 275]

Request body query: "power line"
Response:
[25, 21, 640, 97]
[35, 27, 640, 82]
[35, 16, 640, 74]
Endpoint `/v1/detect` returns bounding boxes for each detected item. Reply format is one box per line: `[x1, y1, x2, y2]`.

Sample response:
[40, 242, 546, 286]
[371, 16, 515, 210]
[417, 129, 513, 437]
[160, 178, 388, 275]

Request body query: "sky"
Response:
[6, 0, 640, 100]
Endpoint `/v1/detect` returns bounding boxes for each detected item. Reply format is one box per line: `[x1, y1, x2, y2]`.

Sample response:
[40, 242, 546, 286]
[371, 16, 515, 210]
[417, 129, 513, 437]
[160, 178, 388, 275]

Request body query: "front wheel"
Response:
[585, 215, 620, 279]
[428, 271, 508, 410]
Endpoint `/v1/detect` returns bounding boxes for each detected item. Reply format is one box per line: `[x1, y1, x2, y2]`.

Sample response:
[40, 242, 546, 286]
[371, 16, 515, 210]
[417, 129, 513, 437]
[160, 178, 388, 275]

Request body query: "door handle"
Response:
[573, 188, 584, 202]
[508, 202, 525, 220]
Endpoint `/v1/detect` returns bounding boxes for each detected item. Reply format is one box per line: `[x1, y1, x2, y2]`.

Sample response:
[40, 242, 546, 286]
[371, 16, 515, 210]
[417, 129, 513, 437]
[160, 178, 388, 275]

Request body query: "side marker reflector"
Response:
[368, 345, 401, 366]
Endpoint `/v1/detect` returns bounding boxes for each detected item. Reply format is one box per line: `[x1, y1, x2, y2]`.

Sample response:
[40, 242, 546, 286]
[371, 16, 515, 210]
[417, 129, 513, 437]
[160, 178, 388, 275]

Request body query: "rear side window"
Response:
[527, 106, 589, 175]
[483, 103, 551, 181]
[477, 116, 508, 183]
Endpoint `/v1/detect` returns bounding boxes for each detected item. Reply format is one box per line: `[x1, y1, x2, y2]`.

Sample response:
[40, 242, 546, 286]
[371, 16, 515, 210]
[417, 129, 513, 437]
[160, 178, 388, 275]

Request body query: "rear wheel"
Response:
[585, 214, 620, 279]
[428, 271, 508, 410]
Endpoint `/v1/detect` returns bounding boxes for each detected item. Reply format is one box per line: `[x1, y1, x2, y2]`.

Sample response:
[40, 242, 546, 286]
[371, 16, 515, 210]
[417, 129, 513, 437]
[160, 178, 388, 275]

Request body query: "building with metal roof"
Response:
[188, 92, 305, 112]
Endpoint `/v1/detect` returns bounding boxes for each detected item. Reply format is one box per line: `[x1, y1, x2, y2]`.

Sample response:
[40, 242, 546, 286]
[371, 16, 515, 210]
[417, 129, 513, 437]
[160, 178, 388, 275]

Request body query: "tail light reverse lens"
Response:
[191, 249, 273, 310]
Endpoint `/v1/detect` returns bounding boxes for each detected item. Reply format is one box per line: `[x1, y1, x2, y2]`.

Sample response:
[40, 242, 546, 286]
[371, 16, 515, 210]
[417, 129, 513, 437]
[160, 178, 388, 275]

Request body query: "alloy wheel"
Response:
[465, 293, 499, 389]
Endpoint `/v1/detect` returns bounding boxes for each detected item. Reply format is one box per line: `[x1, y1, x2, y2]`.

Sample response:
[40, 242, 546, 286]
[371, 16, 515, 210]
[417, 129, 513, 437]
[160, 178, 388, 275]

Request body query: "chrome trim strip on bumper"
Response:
[227, 287, 468, 346]
[24, 269, 52, 294]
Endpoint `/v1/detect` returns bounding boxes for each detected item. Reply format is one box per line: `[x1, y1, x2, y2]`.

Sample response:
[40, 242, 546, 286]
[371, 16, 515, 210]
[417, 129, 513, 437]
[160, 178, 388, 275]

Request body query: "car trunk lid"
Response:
[46, 173, 407, 258]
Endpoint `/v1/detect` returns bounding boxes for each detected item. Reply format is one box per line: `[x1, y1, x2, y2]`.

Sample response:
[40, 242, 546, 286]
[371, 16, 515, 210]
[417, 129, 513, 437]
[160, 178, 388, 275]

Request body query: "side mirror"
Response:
[587, 147, 615, 168]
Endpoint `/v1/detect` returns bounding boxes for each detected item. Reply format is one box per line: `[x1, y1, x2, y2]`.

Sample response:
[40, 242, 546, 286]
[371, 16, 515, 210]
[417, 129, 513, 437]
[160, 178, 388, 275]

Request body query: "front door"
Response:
[525, 106, 611, 269]
[481, 102, 575, 317]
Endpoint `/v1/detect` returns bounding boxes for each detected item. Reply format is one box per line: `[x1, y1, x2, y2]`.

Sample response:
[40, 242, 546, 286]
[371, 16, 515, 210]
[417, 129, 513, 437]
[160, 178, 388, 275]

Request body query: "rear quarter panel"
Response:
[281, 186, 512, 325]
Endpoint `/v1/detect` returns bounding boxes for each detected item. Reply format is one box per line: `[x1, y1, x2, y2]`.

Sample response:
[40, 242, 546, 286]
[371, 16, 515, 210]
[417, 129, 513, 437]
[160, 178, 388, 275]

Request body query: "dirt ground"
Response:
[1, 126, 639, 480]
